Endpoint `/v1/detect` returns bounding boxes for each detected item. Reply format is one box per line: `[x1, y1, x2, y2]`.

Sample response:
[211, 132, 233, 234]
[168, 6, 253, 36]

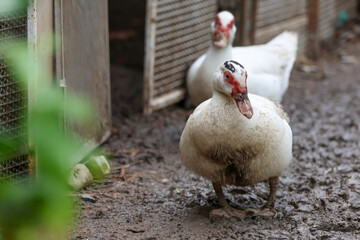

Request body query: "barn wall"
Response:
[139, 0, 359, 113]
[318, 0, 358, 42]
[254, 0, 358, 56]
[255, 0, 308, 55]
[319, 0, 336, 41]
[336, 0, 358, 16]
[256, 0, 307, 28]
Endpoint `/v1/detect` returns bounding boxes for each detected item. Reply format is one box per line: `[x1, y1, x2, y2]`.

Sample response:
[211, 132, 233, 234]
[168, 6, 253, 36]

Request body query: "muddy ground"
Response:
[72, 29, 360, 239]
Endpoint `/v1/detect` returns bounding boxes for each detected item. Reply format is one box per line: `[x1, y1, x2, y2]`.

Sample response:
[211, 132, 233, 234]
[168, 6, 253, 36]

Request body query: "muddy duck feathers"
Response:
[180, 60, 293, 220]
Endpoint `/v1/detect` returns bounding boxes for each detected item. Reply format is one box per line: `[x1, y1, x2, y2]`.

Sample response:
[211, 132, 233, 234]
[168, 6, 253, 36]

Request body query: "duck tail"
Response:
[266, 31, 298, 96]
[266, 31, 298, 55]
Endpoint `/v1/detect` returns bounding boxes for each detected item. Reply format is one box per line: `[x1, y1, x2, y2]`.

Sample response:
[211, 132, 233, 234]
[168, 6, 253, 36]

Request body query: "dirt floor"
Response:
[72, 26, 360, 239]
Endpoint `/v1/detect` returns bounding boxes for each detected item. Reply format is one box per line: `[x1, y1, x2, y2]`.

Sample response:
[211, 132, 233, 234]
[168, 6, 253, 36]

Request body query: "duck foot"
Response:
[245, 207, 276, 218]
[209, 206, 247, 222]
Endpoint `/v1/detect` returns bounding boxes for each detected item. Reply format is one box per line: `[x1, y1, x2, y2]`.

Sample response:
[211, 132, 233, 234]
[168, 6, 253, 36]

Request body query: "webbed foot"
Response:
[245, 207, 276, 218]
[209, 206, 247, 222]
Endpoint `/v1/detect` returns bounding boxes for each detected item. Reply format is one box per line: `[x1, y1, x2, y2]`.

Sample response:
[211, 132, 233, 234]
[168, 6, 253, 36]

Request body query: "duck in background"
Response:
[186, 11, 298, 106]
[180, 60, 292, 220]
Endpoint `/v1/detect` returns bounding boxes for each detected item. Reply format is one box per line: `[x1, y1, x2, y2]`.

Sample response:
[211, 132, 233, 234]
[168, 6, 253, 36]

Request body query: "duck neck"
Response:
[212, 90, 233, 104]
[206, 44, 232, 60]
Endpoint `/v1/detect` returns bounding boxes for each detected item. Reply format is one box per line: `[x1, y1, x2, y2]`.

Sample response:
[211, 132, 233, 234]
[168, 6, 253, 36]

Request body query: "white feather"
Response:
[180, 63, 293, 185]
[186, 11, 298, 106]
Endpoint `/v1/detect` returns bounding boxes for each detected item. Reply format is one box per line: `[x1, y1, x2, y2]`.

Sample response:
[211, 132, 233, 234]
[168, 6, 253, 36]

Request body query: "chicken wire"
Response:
[144, 0, 217, 113]
[0, 10, 28, 183]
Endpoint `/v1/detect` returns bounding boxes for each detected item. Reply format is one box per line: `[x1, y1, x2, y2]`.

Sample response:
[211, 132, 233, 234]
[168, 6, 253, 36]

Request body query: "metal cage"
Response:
[144, 0, 217, 114]
[0, 9, 29, 183]
[0, 0, 111, 182]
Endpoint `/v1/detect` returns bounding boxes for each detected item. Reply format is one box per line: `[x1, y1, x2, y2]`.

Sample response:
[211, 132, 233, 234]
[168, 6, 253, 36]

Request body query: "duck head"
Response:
[213, 60, 253, 119]
[211, 11, 236, 48]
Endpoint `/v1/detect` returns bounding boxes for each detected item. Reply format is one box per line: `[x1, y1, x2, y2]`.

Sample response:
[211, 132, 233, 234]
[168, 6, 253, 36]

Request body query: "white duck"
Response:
[180, 60, 292, 220]
[187, 11, 298, 106]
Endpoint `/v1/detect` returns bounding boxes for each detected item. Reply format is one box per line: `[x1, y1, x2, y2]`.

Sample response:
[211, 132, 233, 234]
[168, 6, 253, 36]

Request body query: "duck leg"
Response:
[246, 176, 279, 217]
[209, 182, 247, 221]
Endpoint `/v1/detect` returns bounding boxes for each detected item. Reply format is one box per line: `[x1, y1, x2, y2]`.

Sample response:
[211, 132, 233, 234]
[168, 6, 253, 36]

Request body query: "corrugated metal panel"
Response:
[319, 0, 336, 41]
[144, 0, 217, 114]
[0, 10, 28, 183]
[255, 0, 308, 55]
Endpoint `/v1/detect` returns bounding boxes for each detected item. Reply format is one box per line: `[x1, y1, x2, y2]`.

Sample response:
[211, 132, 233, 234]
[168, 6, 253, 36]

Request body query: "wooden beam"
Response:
[239, 0, 246, 45]
[307, 0, 320, 60]
[249, 0, 258, 45]
[150, 89, 185, 111]
[238, 0, 257, 46]
[143, 0, 157, 114]
[255, 14, 307, 41]
[28, 0, 54, 176]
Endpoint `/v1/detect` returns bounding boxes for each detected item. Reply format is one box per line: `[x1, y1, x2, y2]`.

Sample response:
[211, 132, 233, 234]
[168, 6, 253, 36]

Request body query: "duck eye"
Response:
[225, 74, 229, 79]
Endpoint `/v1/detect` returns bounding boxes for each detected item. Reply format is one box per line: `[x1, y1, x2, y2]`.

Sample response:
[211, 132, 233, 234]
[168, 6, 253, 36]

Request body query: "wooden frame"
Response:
[307, 0, 320, 60]
[143, 0, 157, 115]
[143, 0, 217, 114]
[54, 0, 111, 166]
[27, 0, 112, 173]
[27, 0, 54, 174]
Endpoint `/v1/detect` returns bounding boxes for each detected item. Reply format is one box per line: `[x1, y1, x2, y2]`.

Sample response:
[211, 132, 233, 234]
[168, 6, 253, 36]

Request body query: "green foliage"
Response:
[0, 0, 27, 13]
[0, 137, 17, 160]
[0, 1, 95, 239]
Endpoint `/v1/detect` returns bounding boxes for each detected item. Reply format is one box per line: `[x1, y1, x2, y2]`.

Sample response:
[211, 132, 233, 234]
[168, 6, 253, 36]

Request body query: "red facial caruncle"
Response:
[214, 15, 234, 38]
[223, 70, 247, 96]
[222, 60, 253, 119]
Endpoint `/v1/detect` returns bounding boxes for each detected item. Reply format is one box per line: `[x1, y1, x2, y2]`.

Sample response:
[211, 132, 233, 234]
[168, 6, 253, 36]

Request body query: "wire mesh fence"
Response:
[0, 9, 28, 183]
[144, 0, 217, 113]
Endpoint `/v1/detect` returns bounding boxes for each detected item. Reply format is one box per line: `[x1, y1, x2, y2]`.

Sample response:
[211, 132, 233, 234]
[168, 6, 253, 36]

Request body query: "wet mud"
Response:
[72, 31, 360, 240]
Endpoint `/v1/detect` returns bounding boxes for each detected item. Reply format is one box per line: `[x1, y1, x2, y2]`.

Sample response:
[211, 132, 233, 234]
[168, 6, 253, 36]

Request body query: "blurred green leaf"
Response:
[0, 2, 98, 239]
[0, 0, 27, 12]
[3, 40, 34, 87]
[0, 137, 18, 160]
[64, 93, 94, 123]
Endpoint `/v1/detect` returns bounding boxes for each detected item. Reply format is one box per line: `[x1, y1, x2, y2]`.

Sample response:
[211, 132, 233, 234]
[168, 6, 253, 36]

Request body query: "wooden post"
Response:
[249, 0, 258, 45]
[307, 0, 320, 60]
[239, 0, 246, 45]
[27, 0, 54, 176]
[241, 0, 257, 45]
[143, 0, 157, 114]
